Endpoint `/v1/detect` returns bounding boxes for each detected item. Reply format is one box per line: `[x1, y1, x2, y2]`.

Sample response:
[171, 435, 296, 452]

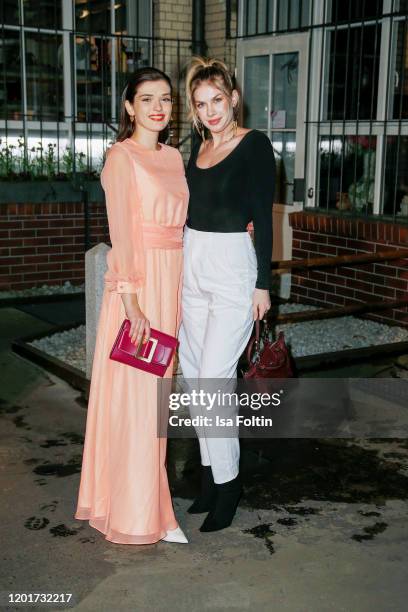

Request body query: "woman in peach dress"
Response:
[75, 68, 189, 545]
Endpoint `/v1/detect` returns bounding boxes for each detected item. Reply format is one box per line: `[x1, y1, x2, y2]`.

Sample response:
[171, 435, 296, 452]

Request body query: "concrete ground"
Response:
[1, 306, 408, 612]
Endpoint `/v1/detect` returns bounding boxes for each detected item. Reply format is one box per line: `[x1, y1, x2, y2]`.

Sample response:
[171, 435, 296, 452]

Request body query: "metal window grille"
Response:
[228, 0, 408, 218]
[0, 0, 193, 182]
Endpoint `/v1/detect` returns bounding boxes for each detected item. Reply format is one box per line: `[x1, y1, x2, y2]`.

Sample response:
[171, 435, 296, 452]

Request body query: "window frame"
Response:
[306, 0, 408, 217]
[237, 0, 408, 217]
[0, 0, 152, 165]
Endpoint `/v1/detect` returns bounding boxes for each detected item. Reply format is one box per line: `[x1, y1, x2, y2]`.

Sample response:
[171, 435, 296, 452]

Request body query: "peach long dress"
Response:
[75, 138, 189, 544]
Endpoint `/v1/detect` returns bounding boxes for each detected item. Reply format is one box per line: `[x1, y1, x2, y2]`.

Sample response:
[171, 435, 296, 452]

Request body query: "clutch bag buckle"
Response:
[134, 337, 158, 363]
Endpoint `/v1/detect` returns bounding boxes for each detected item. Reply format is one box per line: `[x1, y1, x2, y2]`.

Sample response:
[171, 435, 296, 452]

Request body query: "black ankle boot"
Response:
[187, 465, 217, 514]
[199, 475, 242, 532]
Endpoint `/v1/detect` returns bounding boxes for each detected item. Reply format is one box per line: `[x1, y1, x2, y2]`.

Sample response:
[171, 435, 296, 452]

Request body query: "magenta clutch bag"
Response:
[109, 319, 179, 377]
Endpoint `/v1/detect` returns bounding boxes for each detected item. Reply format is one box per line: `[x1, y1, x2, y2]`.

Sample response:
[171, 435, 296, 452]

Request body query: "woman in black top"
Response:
[178, 57, 276, 532]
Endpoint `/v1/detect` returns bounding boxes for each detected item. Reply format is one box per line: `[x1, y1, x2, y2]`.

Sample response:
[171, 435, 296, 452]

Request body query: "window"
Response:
[0, 0, 152, 124]
[243, 55, 269, 130]
[0, 29, 21, 119]
[240, 0, 311, 37]
[325, 24, 381, 121]
[314, 1, 408, 216]
[24, 0, 62, 29]
[243, 0, 273, 35]
[391, 19, 408, 119]
[318, 136, 377, 213]
[75, 0, 111, 33]
[0, 0, 152, 171]
[0, 0, 19, 25]
[236, 0, 408, 217]
[277, 0, 311, 31]
[383, 136, 408, 216]
[74, 0, 152, 122]
[329, 0, 383, 23]
[75, 34, 111, 123]
[26, 32, 63, 121]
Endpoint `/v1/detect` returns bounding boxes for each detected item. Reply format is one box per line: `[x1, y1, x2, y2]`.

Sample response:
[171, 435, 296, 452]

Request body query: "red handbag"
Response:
[109, 319, 179, 377]
[243, 319, 294, 379]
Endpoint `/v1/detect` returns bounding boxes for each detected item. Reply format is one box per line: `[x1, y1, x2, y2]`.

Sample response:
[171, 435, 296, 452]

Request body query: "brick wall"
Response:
[0, 3, 241, 293]
[0, 202, 109, 291]
[153, 0, 237, 69]
[205, 0, 236, 69]
[152, 0, 238, 158]
[153, 0, 193, 161]
[289, 211, 408, 326]
[153, 0, 192, 41]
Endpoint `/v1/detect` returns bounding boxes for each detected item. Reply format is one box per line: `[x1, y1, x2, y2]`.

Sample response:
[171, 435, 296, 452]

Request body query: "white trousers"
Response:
[178, 227, 257, 484]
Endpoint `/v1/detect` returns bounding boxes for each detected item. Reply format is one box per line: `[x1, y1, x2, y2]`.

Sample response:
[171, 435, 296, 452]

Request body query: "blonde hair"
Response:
[185, 56, 239, 137]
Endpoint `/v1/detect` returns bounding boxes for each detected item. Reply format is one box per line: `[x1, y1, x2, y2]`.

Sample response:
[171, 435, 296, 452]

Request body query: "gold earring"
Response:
[232, 106, 238, 137]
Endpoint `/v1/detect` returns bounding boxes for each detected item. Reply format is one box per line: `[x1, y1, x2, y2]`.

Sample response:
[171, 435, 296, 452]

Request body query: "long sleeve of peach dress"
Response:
[74, 138, 189, 544]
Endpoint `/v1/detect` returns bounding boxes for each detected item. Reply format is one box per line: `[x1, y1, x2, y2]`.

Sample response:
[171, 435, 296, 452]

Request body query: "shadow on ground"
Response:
[2, 304, 408, 611]
[168, 437, 408, 510]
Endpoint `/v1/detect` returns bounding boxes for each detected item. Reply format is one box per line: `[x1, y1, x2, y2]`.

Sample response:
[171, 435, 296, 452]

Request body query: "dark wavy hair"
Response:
[117, 67, 173, 143]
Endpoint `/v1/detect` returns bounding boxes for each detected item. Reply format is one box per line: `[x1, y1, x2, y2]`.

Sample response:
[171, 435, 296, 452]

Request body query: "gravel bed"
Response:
[27, 303, 408, 373]
[275, 303, 408, 357]
[30, 325, 86, 372]
[0, 281, 84, 299]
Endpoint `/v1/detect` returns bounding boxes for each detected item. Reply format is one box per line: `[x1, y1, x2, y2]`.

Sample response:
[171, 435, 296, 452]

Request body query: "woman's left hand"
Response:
[252, 288, 271, 321]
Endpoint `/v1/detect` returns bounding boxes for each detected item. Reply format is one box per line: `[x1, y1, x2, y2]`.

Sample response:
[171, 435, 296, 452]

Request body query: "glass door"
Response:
[237, 33, 309, 205]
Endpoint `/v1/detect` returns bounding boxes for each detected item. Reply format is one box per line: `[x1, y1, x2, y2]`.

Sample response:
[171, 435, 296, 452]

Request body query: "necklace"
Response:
[209, 120, 238, 151]
[222, 120, 238, 144]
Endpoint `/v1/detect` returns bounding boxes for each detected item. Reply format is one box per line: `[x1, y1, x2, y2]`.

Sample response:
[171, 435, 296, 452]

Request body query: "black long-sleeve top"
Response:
[185, 129, 276, 290]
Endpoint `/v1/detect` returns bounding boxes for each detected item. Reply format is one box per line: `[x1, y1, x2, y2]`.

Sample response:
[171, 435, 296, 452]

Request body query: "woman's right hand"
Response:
[121, 294, 151, 346]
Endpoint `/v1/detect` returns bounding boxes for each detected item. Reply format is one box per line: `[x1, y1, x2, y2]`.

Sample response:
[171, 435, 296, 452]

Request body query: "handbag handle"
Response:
[246, 318, 269, 364]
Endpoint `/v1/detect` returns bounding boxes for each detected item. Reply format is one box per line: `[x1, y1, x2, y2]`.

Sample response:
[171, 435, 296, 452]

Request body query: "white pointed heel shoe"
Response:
[162, 526, 188, 544]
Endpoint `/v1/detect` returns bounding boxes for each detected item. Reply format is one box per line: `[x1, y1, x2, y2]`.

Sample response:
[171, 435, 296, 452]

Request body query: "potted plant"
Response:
[347, 135, 376, 214]
[0, 138, 105, 203]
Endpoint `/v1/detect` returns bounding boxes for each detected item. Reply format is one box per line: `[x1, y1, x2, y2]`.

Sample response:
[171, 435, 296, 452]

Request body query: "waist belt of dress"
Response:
[142, 223, 183, 249]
